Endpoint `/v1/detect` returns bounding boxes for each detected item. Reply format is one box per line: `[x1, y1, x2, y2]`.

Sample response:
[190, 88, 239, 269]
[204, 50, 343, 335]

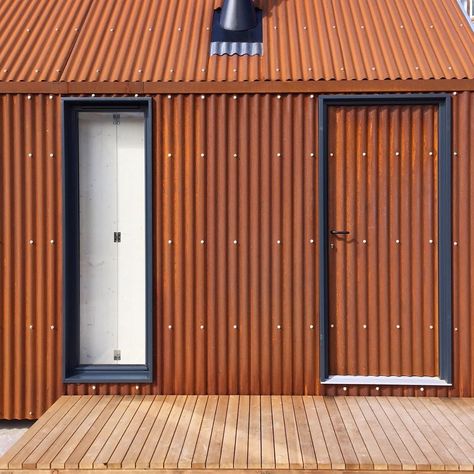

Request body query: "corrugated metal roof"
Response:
[0, 0, 473, 83]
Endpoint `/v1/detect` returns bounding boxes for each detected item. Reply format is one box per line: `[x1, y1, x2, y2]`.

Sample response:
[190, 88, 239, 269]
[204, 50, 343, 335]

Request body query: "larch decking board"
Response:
[23, 396, 90, 469]
[364, 397, 417, 470]
[353, 397, 401, 470]
[333, 397, 373, 470]
[270, 396, 289, 469]
[1, 396, 474, 472]
[192, 396, 218, 469]
[412, 398, 474, 470]
[233, 396, 250, 469]
[205, 396, 229, 469]
[247, 396, 261, 469]
[419, 398, 474, 464]
[150, 396, 188, 469]
[219, 395, 239, 469]
[178, 396, 208, 469]
[387, 398, 444, 470]
[396, 398, 460, 470]
[281, 396, 303, 469]
[36, 396, 102, 470]
[64, 396, 123, 470]
[52, 396, 113, 470]
[93, 395, 144, 469]
[292, 397, 318, 469]
[260, 396, 275, 469]
[302, 397, 331, 469]
[79, 396, 134, 469]
[312, 397, 345, 470]
[0, 396, 71, 470]
[164, 396, 198, 468]
[122, 396, 166, 469]
[107, 395, 155, 469]
[135, 395, 176, 469]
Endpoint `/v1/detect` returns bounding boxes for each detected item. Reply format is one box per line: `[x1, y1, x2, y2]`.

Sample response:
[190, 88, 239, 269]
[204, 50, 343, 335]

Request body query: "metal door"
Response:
[326, 104, 440, 379]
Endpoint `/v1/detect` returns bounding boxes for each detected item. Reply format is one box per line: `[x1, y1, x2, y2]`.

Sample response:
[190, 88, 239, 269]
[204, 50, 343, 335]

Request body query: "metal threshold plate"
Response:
[322, 375, 452, 386]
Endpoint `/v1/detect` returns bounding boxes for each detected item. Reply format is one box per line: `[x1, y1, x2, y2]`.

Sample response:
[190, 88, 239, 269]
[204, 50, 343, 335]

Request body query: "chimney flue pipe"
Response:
[219, 0, 258, 31]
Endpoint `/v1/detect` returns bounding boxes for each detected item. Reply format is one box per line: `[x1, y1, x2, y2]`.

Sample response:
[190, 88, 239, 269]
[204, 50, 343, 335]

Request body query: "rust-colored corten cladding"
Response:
[0, 0, 473, 84]
[1, 92, 474, 420]
[327, 105, 439, 377]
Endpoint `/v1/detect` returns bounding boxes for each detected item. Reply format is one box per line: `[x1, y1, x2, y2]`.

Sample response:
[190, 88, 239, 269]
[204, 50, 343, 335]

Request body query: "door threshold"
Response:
[322, 375, 451, 386]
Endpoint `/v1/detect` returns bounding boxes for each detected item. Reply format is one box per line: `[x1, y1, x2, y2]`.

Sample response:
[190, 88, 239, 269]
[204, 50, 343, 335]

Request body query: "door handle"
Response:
[330, 230, 350, 235]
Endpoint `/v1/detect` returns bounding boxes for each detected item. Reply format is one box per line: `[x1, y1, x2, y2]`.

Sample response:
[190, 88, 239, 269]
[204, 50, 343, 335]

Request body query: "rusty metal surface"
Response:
[0, 93, 473, 420]
[327, 104, 439, 377]
[0, 0, 473, 84]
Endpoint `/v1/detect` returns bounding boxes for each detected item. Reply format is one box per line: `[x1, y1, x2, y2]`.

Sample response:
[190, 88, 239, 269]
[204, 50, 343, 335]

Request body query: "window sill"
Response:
[64, 365, 152, 383]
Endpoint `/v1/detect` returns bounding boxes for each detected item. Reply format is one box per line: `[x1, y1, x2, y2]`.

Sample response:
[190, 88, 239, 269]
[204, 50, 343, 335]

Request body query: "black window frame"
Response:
[318, 93, 452, 385]
[62, 97, 153, 383]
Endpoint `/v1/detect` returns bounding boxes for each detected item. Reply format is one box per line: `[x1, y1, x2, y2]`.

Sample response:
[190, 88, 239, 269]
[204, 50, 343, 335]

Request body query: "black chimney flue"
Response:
[220, 0, 257, 32]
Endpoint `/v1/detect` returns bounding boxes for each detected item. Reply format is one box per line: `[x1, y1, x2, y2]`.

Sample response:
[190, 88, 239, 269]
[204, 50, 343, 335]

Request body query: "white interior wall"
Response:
[78, 111, 146, 365]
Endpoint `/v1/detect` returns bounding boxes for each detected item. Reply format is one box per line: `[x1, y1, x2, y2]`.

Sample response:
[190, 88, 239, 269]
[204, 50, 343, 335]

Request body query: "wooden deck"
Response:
[1, 396, 473, 473]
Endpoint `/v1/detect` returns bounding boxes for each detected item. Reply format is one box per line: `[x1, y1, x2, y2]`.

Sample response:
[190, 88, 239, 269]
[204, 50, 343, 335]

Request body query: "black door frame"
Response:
[318, 94, 452, 385]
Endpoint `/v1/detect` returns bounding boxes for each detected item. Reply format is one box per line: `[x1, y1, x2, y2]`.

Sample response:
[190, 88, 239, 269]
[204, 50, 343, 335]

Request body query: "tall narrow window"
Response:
[63, 99, 152, 382]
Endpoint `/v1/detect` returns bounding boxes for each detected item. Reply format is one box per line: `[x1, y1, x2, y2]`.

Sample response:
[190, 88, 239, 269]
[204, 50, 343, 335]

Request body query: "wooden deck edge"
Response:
[1, 470, 471, 474]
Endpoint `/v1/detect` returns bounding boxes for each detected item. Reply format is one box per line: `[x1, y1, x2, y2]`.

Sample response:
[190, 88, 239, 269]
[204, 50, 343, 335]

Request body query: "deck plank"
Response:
[37, 396, 102, 469]
[164, 395, 198, 468]
[135, 395, 176, 469]
[93, 395, 143, 469]
[377, 396, 431, 470]
[260, 396, 275, 469]
[107, 395, 155, 469]
[334, 397, 373, 470]
[312, 396, 345, 470]
[64, 396, 123, 470]
[419, 397, 474, 466]
[324, 397, 359, 469]
[247, 395, 261, 469]
[271, 395, 289, 469]
[354, 397, 401, 470]
[192, 395, 218, 469]
[220, 395, 239, 469]
[343, 396, 387, 470]
[52, 396, 113, 470]
[281, 396, 303, 469]
[303, 397, 332, 469]
[79, 395, 134, 469]
[3, 395, 474, 473]
[121, 395, 165, 469]
[233, 395, 250, 469]
[388, 397, 445, 470]
[292, 396, 317, 469]
[397, 397, 460, 470]
[205, 396, 229, 469]
[413, 397, 474, 470]
[177, 396, 208, 469]
[150, 395, 187, 469]
[442, 398, 474, 436]
[0, 396, 71, 470]
[23, 396, 93, 470]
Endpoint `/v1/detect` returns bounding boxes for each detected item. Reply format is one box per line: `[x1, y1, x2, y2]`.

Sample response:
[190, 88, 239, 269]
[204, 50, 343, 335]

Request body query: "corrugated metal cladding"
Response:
[0, 0, 473, 83]
[327, 105, 439, 377]
[0, 92, 473, 420]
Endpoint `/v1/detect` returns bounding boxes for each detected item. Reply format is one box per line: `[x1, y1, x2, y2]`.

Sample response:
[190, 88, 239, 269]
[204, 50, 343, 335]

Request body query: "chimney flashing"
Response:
[210, 7, 263, 56]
